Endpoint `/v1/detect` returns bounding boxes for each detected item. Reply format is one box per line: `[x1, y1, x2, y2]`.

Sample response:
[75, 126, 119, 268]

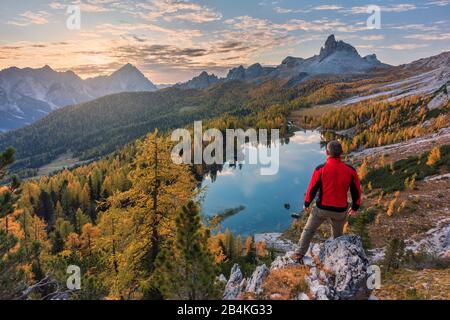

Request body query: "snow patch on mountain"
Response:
[369, 218, 450, 263]
[0, 64, 157, 131]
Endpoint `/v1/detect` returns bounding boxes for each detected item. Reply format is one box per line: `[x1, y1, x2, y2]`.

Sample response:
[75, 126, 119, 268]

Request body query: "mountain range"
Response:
[0, 63, 157, 131]
[176, 34, 389, 89]
[0, 35, 388, 131]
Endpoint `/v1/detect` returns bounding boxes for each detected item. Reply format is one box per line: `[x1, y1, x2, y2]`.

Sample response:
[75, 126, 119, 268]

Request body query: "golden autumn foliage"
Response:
[262, 266, 310, 300]
[358, 160, 369, 180]
[426, 146, 441, 166]
[92, 131, 197, 299]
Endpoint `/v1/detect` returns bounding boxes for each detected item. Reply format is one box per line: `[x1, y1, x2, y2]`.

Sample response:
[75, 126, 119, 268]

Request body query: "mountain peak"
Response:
[319, 34, 358, 60]
[116, 63, 139, 74]
[175, 71, 220, 89]
[324, 34, 336, 47]
[39, 65, 55, 73]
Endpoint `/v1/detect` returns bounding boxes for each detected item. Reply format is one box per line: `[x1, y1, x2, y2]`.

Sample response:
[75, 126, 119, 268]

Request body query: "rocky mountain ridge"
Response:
[178, 34, 389, 90]
[0, 63, 157, 131]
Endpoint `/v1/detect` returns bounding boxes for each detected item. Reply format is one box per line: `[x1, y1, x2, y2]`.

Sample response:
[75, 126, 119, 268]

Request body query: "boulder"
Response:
[270, 251, 298, 270]
[319, 235, 372, 300]
[218, 274, 227, 283]
[223, 235, 372, 300]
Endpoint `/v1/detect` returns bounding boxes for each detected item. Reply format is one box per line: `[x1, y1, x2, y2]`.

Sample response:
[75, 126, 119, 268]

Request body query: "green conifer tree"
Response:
[153, 201, 218, 300]
[0, 148, 27, 299]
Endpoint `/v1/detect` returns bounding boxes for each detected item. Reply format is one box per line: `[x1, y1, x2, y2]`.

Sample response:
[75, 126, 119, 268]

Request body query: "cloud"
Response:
[425, 0, 449, 6]
[274, 4, 343, 14]
[49, 0, 113, 13]
[162, 10, 222, 23]
[138, 0, 222, 23]
[383, 4, 418, 12]
[274, 7, 307, 14]
[381, 44, 429, 50]
[359, 35, 385, 41]
[404, 33, 450, 40]
[313, 5, 343, 11]
[345, 3, 417, 14]
[7, 10, 51, 26]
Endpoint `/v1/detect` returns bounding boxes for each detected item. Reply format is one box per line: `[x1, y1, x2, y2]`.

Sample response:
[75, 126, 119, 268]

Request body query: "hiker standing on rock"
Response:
[293, 140, 363, 263]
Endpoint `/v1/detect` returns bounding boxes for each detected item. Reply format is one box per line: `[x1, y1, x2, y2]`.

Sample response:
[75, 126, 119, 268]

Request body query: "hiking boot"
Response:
[292, 252, 305, 264]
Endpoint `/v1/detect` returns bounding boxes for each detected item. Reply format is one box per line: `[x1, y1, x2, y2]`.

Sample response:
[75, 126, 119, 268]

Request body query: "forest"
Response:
[299, 90, 449, 154]
[0, 130, 278, 299]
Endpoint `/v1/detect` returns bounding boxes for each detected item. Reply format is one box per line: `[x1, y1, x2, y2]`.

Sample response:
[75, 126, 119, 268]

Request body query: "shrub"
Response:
[262, 266, 310, 300]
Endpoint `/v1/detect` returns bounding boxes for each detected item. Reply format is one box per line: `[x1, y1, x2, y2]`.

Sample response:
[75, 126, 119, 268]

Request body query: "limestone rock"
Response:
[245, 264, 270, 294]
[319, 235, 372, 300]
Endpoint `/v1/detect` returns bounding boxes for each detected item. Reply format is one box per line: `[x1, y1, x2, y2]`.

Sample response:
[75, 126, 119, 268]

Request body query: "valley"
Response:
[1, 34, 449, 301]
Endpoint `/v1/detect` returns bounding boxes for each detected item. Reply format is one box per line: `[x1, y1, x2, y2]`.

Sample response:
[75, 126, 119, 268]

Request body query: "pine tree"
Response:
[383, 238, 405, 272]
[153, 201, 218, 300]
[51, 230, 65, 254]
[36, 190, 55, 230]
[0, 148, 27, 299]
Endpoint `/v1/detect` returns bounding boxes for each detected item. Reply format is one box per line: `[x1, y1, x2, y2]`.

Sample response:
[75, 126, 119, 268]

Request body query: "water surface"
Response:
[201, 130, 326, 236]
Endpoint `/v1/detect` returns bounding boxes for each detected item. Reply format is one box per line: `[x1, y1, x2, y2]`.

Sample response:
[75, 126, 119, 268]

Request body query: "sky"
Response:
[0, 0, 449, 84]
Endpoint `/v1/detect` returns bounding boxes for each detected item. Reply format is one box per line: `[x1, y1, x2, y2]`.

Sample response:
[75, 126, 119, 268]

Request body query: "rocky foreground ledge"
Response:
[223, 235, 373, 300]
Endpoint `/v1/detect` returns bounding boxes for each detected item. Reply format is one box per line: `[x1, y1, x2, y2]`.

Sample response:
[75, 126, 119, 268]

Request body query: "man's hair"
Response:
[327, 140, 343, 158]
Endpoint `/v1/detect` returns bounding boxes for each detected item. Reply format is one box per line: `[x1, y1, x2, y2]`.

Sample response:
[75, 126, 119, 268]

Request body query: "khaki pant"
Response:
[297, 207, 347, 256]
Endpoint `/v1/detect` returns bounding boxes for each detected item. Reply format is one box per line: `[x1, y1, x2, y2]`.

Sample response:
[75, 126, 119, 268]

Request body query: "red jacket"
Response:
[304, 157, 362, 212]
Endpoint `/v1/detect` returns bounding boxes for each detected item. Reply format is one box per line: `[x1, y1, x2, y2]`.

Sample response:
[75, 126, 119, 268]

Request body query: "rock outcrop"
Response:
[245, 265, 270, 294]
[175, 71, 220, 89]
[223, 264, 246, 300]
[319, 34, 359, 61]
[319, 236, 371, 300]
[223, 235, 372, 300]
[427, 86, 449, 110]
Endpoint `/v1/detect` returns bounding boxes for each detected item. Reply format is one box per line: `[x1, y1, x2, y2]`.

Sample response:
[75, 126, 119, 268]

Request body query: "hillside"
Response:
[0, 83, 243, 171]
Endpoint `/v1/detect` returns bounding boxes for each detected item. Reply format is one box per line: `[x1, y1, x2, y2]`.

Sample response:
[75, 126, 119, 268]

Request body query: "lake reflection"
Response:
[201, 130, 326, 236]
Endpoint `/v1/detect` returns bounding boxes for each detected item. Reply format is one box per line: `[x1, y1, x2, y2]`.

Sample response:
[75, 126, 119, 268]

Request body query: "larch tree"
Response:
[426, 146, 441, 166]
[95, 131, 196, 299]
[125, 131, 196, 269]
[153, 201, 218, 300]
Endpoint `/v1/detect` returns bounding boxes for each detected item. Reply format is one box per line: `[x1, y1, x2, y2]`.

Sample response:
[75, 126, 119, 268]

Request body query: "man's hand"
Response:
[303, 205, 311, 216]
[348, 208, 358, 217]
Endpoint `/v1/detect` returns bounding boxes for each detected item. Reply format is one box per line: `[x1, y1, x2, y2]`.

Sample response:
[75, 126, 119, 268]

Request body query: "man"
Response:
[293, 140, 362, 263]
